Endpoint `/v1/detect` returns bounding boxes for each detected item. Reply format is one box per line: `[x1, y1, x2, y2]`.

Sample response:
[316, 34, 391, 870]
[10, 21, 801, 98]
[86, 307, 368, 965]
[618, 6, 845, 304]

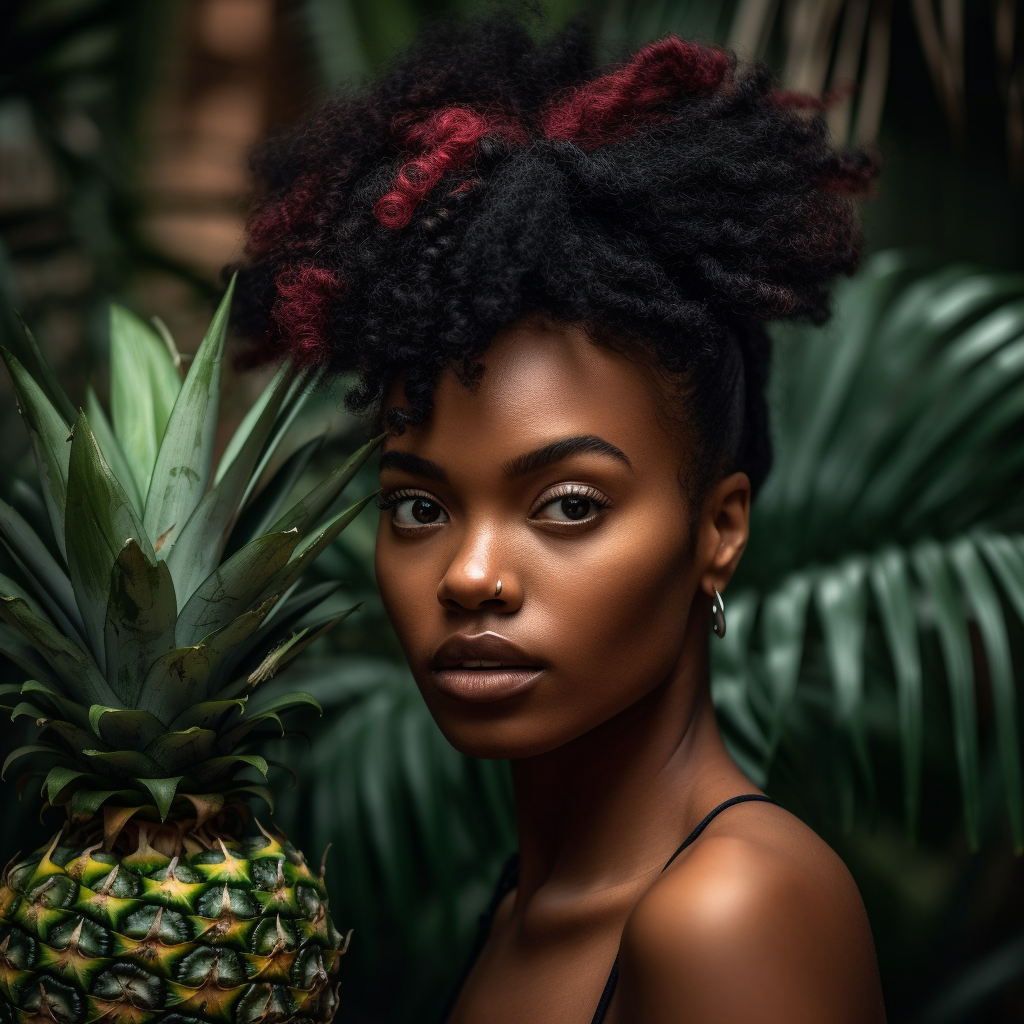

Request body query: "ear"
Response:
[697, 471, 751, 598]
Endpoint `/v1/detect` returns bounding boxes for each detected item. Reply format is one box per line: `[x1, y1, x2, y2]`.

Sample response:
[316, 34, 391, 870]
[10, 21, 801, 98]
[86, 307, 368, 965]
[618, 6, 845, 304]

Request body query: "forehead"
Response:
[381, 319, 680, 468]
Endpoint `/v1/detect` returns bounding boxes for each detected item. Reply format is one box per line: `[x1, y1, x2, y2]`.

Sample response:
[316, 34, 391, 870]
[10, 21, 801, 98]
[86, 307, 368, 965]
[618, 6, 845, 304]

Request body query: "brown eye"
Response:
[392, 495, 448, 528]
[560, 496, 591, 520]
[412, 498, 441, 523]
[532, 487, 608, 525]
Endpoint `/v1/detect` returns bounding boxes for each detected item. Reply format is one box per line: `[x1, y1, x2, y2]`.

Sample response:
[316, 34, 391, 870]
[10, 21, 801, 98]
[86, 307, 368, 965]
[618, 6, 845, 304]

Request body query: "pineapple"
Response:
[0, 280, 381, 1023]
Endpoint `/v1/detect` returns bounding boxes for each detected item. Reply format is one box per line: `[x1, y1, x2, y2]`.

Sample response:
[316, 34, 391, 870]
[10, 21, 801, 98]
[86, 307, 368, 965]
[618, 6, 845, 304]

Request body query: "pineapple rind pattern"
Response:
[0, 289, 379, 1022]
[0, 831, 347, 1024]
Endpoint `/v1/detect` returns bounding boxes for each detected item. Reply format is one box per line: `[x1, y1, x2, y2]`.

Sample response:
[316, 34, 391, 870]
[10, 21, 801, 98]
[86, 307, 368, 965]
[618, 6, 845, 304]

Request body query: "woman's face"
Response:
[375, 319, 746, 759]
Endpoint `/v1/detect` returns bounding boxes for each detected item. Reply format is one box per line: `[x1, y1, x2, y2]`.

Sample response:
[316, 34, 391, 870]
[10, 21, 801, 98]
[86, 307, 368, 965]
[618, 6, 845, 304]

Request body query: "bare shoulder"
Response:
[614, 800, 886, 1024]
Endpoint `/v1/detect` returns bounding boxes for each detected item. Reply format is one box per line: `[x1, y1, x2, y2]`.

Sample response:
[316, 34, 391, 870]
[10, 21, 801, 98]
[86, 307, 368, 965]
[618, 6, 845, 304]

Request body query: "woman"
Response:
[234, 14, 886, 1023]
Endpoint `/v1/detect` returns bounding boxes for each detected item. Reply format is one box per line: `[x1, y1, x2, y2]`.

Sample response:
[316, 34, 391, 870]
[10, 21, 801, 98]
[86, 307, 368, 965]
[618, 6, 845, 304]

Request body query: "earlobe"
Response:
[700, 471, 751, 597]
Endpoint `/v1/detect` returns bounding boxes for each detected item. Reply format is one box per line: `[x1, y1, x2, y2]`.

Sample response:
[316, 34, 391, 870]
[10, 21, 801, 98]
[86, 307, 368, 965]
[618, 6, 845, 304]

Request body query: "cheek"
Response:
[529, 511, 695, 711]
[374, 518, 427, 658]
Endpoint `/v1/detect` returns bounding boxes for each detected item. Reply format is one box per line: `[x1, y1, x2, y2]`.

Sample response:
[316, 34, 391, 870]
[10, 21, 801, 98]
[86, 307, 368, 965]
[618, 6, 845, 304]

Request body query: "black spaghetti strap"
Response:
[441, 794, 777, 1024]
[587, 793, 776, 1024]
[662, 793, 775, 872]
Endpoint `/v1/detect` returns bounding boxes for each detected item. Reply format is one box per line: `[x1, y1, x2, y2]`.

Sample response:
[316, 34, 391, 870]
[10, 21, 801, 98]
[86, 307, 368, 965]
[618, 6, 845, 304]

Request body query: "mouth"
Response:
[430, 632, 545, 703]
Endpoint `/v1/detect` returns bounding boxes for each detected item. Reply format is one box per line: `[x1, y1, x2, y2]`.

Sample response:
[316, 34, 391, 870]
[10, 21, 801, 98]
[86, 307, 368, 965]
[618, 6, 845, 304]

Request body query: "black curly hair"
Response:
[231, 13, 875, 498]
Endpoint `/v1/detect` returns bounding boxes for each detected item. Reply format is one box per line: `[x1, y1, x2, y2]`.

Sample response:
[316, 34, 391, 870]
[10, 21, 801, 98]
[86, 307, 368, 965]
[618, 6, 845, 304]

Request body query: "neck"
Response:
[510, 608, 750, 900]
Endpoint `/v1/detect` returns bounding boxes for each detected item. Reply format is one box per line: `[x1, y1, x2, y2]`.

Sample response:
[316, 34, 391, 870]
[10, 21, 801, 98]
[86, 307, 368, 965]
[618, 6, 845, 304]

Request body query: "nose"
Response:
[437, 528, 520, 612]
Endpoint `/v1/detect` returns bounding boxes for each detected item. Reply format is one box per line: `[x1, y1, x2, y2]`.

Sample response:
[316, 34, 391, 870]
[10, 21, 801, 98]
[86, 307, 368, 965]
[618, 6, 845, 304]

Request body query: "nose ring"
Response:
[494, 579, 502, 597]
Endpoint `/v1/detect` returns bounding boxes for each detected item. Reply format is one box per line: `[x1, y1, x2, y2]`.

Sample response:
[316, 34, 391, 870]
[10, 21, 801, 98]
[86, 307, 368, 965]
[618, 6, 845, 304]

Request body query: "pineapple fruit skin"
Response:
[0, 828, 346, 1024]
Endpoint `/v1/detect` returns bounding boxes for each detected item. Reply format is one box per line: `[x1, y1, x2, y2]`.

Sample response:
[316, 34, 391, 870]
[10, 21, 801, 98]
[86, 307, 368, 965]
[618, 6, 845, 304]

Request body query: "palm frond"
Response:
[715, 253, 1024, 851]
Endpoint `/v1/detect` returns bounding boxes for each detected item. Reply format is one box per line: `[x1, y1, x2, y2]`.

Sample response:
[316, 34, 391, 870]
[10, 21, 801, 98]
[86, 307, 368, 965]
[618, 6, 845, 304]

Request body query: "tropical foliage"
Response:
[0, 292, 380, 1023]
[3, 1, 1024, 1023]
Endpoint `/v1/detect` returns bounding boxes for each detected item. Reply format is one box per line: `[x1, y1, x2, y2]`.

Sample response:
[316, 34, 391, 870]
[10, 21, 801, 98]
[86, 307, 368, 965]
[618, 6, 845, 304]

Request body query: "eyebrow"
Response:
[378, 450, 448, 482]
[502, 435, 632, 479]
[378, 434, 631, 484]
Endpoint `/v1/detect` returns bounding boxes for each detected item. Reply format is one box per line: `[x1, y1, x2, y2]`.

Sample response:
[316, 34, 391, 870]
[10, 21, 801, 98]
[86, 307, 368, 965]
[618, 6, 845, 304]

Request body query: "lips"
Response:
[430, 631, 545, 702]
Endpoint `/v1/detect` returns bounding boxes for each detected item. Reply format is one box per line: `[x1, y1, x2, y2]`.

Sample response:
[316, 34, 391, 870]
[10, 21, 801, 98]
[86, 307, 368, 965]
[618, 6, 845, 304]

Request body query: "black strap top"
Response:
[441, 793, 776, 1024]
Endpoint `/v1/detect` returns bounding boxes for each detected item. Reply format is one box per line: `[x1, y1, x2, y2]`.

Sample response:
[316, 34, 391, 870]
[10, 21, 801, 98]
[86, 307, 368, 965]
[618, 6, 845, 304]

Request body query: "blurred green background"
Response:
[4, 1, 1024, 1021]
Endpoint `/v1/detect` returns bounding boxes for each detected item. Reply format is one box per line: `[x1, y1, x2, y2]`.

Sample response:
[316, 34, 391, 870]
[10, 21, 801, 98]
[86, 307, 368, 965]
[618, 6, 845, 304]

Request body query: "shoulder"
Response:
[615, 800, 886, 1024]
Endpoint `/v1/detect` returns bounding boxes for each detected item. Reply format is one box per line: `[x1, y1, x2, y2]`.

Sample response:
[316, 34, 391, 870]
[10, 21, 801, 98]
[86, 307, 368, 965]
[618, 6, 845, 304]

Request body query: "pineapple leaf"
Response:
[37, 718, 101, 753]
[197, 597, 281, 690]
[85, 385, 143, 515]
[213, 361, 293, 486]
[269, 433, 384, 536]
[66, 411, 155, 673]
[43, 766, 87, 805]
[146, 728, 218, 771]
[144, 278, 234, 552]
[0, 622, 58, 684]
[88, 706, 165, 749]
[912, 541, 982, 849]
[137, 776, 184, 822]
[0, 498, 86, 645]
[0, 348, 72, 559]
[0, 595, 118, 708]
[21, 680, 90, 730]
[168, 699, 246, 732]
[246, 630, 308, 687]
[82, 748, 163, 778]
[227, 783, 275, 812]
[0, 682, 24, 705]
[192, 753, 268, 784]
[8, 313, 77, 425]
[138, 646, 212, 725]
[71, 788, 142, 822]
[225, 436, 323, 555]
[221, 692, 322, 748]
[241, 367, 324, 508]
[10, 701, 53, 722]
[166, 362, 294, 606]
[104, 539, 177, 708]
[2, 744, 67, 779]
[176, 530, 301, 644]
[267, 493, 377, 600]
[256, 608, 357, 684]
[109, 305, 182, 501]
[237, 582, 340, 664]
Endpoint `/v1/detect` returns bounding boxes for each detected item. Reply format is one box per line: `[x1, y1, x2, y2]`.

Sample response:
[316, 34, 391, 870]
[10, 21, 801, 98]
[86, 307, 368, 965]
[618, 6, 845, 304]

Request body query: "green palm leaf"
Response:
[715, 254, 1024, 852]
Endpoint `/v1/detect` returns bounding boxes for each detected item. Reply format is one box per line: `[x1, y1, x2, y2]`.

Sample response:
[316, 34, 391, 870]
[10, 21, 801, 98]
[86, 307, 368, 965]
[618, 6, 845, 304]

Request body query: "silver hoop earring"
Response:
[711, 588, 726, 639]
[494, 579, 502, 597]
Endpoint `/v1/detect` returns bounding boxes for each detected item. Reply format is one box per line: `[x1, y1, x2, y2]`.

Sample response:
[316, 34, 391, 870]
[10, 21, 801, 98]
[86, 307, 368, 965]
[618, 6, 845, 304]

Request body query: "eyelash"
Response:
[376, 488, 430, 511]
[528, 483, 611, 518]
[377, 484, 612, 519]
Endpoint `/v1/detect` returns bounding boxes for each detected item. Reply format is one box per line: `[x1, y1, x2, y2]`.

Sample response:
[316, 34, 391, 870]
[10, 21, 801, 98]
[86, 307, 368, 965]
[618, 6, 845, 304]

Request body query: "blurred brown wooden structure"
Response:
[138, 0, 307, 352]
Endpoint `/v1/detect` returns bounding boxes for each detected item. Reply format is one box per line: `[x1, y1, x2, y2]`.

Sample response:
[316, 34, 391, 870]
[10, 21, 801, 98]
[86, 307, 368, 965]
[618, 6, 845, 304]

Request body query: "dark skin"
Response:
[375, 318, 886, 1024]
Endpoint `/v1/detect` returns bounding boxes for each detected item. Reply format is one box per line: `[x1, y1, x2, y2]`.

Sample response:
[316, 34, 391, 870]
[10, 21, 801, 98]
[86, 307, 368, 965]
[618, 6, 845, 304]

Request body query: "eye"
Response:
[530, 484, 610, 526]
[379, 491, 449, 529]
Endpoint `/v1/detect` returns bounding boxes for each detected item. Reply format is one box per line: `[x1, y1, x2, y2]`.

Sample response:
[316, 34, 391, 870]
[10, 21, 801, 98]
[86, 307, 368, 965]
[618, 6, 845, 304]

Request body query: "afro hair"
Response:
[230, 13, 875, 496]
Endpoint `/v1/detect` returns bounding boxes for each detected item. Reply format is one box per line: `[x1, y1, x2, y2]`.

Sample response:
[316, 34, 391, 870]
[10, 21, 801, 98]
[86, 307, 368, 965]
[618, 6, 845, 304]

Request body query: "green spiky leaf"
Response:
[104, 539, 177, 706]
[143, 278, 234, 554]
[165, 361, 293, 606]
[0, 497, 85, 644]
[85, 385, 143, 515]
[176, 530, 301, 643]
[1, 348, 72, 558]
[137, 776, 184, 822]
[65, 412, 155, 671]
[109, 305, 182, 501]
[0, 593, 118, 708]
